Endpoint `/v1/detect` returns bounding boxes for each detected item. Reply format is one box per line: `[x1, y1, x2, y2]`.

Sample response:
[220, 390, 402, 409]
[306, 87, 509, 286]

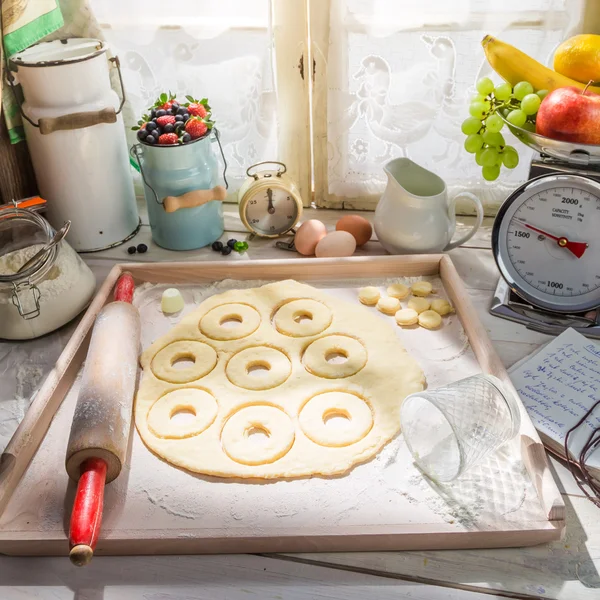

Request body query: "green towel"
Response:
[1, 0, 64, 143]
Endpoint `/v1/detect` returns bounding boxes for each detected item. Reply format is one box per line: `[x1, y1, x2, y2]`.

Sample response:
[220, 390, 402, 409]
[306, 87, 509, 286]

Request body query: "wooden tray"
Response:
[0, 255, 565, 556]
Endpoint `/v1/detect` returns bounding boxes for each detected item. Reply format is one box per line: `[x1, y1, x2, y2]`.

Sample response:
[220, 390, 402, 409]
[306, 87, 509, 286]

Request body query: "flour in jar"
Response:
[0, 243, 96, 340]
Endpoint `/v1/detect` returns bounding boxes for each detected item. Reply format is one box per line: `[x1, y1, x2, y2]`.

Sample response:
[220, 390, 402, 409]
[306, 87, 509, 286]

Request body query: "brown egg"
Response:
[335, 215, 372, 246]
[315, 231, 357, 258]
[294, 220, 328, 255]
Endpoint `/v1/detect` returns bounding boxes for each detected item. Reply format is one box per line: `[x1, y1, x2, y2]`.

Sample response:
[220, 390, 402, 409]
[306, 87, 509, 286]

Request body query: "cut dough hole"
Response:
[246, 425, 270, 444]
[226, 346, 292, 390]
[200, 303, 261, 341]
[293, 311, 313, 323]
[171, 355, 195, 369]
[323, 409, 351, 428]
[152, 340, 218, 384]
[170, 407, 197, 425]
[325, 350, 348, 364]
[247, 361, 271, 376]
[220, 316, 242, 328]
[303, 335, 367, 379]
[274, 299, 332, 337]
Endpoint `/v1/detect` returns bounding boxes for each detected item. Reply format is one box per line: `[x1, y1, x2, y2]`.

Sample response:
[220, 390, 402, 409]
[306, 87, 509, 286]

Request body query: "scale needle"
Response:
[515, 218, 588, 259]
[267, 188, 275, 214]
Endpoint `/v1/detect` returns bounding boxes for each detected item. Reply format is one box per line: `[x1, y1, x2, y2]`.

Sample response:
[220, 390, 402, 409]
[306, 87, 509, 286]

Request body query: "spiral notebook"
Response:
[509, 328, 600, 481]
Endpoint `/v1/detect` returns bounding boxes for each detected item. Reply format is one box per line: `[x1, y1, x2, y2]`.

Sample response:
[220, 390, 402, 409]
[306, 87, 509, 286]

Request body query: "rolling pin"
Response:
[163, 185, 227, 213]
[65, 272, 141, 566]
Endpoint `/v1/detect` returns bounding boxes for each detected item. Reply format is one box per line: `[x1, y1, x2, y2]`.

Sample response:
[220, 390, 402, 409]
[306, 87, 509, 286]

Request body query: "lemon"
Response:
[554, 34, 600, 84]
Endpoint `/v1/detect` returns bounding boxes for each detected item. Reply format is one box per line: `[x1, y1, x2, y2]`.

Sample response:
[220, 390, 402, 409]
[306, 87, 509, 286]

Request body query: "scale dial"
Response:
[492, 174, 600, 314]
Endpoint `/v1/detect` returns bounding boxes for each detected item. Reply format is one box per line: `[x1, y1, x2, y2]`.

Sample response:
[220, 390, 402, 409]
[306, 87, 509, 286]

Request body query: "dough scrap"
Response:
[377, 296, 401, 315]
[358, 286, 380, 305]
[135, 280, 425, 479]
[418, 310, 443, 330]
[407, 297, 431, 314]
[431, 298, 454, 316]
[411, 281, 433, 297]
[395, 308, 419, 326]
[387, 283, 410, 299]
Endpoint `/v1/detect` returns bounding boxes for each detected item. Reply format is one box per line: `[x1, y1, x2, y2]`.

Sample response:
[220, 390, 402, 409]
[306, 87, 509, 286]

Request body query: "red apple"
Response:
[536, 86, 600, 144]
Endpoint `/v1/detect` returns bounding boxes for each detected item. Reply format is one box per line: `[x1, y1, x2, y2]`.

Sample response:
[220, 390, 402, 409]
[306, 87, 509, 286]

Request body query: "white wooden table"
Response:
[0, 209, 599, 600]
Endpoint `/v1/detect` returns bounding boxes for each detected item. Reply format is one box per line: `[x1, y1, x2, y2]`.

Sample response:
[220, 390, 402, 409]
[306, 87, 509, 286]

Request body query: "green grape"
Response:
[482, 165, 500, 181]
[494, 82, 512, 101]
[471, 93, 486, 103]
[536, 89, 549, 101]
[513, 81, 534, 101]
[475, 147, 486, 166]
[469, 101, 490, 118]
[499, 107, 511, 118]
[522, 121, 536, 132]
[485, 114, 504, 133]
[502, 146, 519, 169]
[521, 93, 541, 115]
[481, 147, 499, 167]
[476, 77, 494, 96]
[461, 117, 482, 135]
[464, 134, 484, 153]
[482, 131, 505, 147]
[507, 109, 527, 128]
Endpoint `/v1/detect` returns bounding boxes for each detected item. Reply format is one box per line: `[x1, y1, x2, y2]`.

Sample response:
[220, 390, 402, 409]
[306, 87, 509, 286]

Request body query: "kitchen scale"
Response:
[490, 122, 600, 339]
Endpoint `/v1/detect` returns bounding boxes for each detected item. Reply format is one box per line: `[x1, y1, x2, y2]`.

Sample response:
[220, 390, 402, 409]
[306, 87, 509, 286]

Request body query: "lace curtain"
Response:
[319, 0, 586, 211]
[88, 0, 277, 193]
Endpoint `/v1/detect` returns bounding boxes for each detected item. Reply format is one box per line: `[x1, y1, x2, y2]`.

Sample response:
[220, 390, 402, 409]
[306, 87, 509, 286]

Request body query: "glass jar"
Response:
[0, 207, 96, 340]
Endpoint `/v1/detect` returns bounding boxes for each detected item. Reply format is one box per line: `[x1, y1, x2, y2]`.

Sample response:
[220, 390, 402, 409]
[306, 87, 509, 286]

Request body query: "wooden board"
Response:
[0, 255, 564, 556]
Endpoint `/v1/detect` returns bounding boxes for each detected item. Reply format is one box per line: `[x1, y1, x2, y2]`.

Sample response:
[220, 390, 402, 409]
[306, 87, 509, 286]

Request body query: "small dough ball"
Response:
[411, 281, 433, 297]
[295, 220, 327, 256]
[377, 296, 401, 315]
[161, 288, 184, 314]
[315, 231, 357, 258]
[358, 286, 380, 306]
[395, 308, 419, 326]
[418, 310, 442, 330]
[386, 283, 409, 300]
[336, 215, 372, 246]
[407, 296, 431, 314]
[431, 298, 454, 316]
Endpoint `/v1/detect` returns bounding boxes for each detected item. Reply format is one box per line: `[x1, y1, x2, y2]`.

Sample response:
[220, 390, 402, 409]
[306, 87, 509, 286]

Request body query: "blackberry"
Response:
[127, 246, 136, 254]
[137, 243, 148, 253]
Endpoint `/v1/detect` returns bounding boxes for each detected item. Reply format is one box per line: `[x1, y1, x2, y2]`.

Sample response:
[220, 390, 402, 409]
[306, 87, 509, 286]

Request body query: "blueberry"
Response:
[145, 135, 156, 144]
[137, 129, 148, 140]
[150, 109, 156, 119]
[146, 121, 158, 132]
[171, 102, 180, 112]
[221, 246, 232, 256]
[182, 133, 191, 143]
[156, 109, 167, 117]
[137, 243, 148, 253]
[174, 122, 185, 133]
[177, 107, 187, 115]
[127, 246, 137, 254]
[227, 239, 237, 249]
[164, 123, 175, 133]
[182, 113, 190, 121]
[212, 240, 224, 251]
[174, 114, 183, 122]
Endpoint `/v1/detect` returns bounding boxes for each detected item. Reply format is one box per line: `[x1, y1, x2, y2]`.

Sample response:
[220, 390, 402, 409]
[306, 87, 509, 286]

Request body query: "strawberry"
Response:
[153, 91, 176, 111]
[187, 103, 207, 118]
[158, 133, 179, 145]
[185, 117, 208, 139]
[156, 115, 176, 128]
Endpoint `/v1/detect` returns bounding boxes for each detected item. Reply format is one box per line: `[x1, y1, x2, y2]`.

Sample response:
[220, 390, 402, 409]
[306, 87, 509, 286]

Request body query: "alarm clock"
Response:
[238, 161, 303, 237]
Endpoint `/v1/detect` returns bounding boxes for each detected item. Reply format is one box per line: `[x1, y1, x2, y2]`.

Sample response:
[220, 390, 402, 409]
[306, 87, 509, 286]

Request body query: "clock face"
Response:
[243, 185, 300, 236]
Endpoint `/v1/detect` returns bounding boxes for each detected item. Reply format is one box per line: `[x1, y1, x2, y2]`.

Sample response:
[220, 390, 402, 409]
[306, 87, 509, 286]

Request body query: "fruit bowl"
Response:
[501, 117, 600, 166]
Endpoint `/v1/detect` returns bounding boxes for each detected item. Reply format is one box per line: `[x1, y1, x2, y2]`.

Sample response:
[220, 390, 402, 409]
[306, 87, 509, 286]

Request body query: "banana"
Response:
[481, 35, 600, 95]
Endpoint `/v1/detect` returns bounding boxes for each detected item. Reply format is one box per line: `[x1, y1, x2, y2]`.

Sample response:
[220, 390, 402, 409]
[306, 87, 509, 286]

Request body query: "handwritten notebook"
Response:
[509, 328, 600, 480]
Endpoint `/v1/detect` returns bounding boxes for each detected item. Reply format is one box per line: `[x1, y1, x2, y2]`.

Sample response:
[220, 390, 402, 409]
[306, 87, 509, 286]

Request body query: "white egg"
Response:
[315, 231, 357, 258]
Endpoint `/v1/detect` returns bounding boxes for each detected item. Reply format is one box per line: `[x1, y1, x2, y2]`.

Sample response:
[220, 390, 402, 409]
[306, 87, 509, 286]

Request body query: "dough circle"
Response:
[299, 391, 373, 447]
[419, 309, 443, 329]
[151, 340, 218, 384]
[377, 296, 401, 315]
[386, 283, 409, 299]
[226, 346, 292, 390]
[411, 281, 433, 297]
[221, 404, 295, 465]
[148, 388, 218, 439]
[358, 286, 380, 306]
[274, 299, 332, 337]
[431, 298, 454, 316]
[200, 303, 261, 340]
[395, 308, 419, 326]
[407, 296, 431, 314]
[303, 334, 367, 378]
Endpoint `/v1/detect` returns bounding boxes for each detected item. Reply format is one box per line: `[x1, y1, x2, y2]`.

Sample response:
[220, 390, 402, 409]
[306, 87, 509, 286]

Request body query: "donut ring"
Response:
[303, 334, 367, 378]
[148, 388, 218, 439]
[200, 303, 261, 341]
[299, 391, 373, 447]
[273, 299, 332, 337]
[226, 346, 292, 390]
[152, 340, 218, 384]
[221, 404, 295, 465]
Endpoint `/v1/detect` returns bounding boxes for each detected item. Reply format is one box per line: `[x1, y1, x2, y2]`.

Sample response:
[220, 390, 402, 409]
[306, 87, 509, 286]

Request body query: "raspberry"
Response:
[185, 117, 208, 139]
[187, 103, 207, 118]
[158, 133, 179, 145]
[156, 115, 176, 128]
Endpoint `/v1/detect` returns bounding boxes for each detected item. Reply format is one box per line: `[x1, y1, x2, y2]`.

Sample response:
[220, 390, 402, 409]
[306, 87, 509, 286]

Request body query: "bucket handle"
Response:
[131, 127, 229, 208]
[5, 55, 127, 133]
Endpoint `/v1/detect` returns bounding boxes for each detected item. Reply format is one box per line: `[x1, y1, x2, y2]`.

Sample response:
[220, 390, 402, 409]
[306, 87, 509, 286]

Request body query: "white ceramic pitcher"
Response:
[374, 158, 484, 254]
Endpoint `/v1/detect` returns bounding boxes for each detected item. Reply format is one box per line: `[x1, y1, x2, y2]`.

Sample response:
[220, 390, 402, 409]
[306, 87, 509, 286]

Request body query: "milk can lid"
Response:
[10, 38, 106, 68]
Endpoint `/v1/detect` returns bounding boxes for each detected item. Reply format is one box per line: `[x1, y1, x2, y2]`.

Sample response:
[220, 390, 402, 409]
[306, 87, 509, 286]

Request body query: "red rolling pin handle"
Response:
[114, 271, 135, 303]
[68, 458, 108, 566]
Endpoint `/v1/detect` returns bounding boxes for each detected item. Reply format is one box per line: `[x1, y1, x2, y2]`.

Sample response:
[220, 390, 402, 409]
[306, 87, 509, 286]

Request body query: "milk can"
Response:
[8, 38, 140, 252]
[131, 130, 228, 250]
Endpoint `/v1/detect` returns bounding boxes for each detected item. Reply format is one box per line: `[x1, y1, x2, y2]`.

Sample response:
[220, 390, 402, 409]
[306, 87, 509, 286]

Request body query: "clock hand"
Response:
[267, 188, 275, 215]
[515, 218, 589, 259]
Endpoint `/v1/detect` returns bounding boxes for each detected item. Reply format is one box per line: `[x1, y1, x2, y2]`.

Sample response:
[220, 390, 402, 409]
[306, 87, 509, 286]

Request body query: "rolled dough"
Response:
[135, 280, 425, 479]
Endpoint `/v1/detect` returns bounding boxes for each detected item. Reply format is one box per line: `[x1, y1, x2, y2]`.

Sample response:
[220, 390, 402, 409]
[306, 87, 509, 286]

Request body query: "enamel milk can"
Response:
[8, 38, 139, 252]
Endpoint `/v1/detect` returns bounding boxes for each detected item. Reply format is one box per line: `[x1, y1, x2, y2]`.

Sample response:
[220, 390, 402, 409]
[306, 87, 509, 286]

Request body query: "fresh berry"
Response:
[221, 245, 232, 256]
[177, 107, 188, 116]
[185, 117, 208, 139]
[175, 122, 185, 134]
[150, 109, 156, 120]
[171, 102, 180, 112]
[145, 135, 156, 144]
[164, 123, 175, 133]
[137, 243, 148, 253]
[156, 115, 176, 128]
[212, 240, 224, 251]
[158, 133, 179, 145]
[182, 113, 190, 121]
[156, 109, 167, 118]
[187, 103, 207, 118]
[146, 121, 158, 132]
[137, 129, 148, 141]
[127, 246, 137, 254]
[174, 114, 183, 122]
[227, 239, 237, 249]
[182, 133, 191, 143]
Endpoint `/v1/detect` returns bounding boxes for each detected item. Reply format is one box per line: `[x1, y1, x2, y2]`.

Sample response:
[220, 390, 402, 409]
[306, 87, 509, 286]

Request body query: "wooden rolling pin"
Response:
[163, 185, 227, 213]
[65, 272, 141, 566]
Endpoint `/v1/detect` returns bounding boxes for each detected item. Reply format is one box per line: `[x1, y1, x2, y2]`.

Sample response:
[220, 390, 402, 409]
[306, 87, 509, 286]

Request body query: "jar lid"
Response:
[10, 38, 106, 68]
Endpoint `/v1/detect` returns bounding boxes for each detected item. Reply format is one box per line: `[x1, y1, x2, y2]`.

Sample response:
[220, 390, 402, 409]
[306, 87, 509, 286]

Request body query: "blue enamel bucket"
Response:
[131, 129, 227, 250]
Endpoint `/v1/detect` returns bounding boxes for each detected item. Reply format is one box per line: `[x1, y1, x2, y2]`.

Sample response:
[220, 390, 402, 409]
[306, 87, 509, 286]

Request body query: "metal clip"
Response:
[11, 281, 41, 319]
